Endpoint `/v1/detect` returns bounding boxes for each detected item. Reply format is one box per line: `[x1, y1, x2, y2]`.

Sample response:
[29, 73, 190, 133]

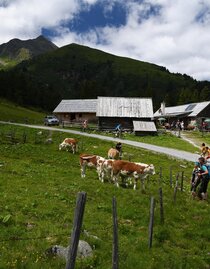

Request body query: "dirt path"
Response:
[0, 121, 200, 162]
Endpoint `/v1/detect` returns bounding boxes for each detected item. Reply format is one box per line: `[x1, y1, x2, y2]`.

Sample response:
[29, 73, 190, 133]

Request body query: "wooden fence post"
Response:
[112, 197, 119, 269]
[148, 197, 155, 249]
[22, 131, 27, 144]
[180, 171, 184, 192]
[66, 192, 87, 269]
[170, 166, 173, 187]
[173, 175, 179, 204]
[159, 188, 164, 224]
[159, 167, 162, 186]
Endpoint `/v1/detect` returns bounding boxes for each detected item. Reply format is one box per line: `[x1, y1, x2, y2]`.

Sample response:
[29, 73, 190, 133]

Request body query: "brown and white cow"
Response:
[107, 148, 120, 160]
[59, 138, 78, 154]
[111, 160, 155, 190]
[79, 153, 105, 180]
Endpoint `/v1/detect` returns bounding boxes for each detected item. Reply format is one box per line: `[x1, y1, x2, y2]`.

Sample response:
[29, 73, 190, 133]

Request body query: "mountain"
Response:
[0, 40, 210, 112]
[0, 35, 58, 68]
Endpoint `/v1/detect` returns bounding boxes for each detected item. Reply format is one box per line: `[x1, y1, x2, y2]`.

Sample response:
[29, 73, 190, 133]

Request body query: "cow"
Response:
[79, 153, 105, 180]
[111, 160, 155, 190]
[108, 148, 120, 159]
[100, 159, 115, 183]
[59, 138, 78, 154]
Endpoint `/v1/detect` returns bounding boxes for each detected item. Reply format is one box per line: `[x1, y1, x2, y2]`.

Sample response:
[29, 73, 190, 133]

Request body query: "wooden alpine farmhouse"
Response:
[53, 99, 97, 123]
[96, 96, 156, 134]
[154, 101, 210, 129]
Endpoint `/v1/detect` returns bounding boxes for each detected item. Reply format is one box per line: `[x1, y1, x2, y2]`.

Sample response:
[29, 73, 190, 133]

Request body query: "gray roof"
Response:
[96, 97, 154, 118]
[154, 101, 210, 118]
[53, 99, 97, 113]
[133, 121, 157, 132]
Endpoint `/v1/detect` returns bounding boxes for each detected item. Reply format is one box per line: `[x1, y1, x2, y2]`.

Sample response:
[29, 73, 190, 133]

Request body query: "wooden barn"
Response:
[53, 99, 97, 123]
[96, 96, 156, 134]
[154, 101, 210, 129]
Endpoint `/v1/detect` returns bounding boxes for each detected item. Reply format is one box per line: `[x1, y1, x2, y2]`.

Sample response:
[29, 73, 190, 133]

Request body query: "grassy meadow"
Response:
[0, 123, 209, 269]
[0, 99, 45, 124]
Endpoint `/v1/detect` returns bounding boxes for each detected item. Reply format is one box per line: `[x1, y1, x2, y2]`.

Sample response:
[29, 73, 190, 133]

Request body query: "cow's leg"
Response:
[113, 174, 119, 187]
[81, 164, 86, 178]
[133, 177, 137, 190]
[140, 177, 145, 191]
[72, 144, 75, 154]
[97, 166, 103, 182]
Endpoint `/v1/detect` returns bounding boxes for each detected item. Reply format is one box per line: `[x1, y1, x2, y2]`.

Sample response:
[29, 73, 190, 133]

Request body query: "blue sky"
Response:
[1, 0, 210, 81]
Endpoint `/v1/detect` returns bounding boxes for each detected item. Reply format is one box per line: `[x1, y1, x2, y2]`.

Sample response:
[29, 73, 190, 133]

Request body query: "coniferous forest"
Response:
[0, 40, 210, 112]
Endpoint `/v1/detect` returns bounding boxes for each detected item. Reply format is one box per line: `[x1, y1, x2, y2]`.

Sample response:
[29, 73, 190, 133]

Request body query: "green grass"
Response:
[0, 99, 46, 124]
[122, 131, 198, 153]
[183, 130, 210, 147]
[0, 123, 209, 269]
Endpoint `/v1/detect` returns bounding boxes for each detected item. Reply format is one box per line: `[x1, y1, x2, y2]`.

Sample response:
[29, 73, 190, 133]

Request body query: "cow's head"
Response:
[145, 164, 155, 175]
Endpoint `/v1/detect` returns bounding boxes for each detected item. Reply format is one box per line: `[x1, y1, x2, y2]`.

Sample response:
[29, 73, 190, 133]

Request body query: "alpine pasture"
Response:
[0, 124, 209, 269]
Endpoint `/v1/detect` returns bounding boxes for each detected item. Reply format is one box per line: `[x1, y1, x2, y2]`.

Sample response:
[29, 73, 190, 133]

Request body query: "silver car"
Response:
[44, 115, 59, 126]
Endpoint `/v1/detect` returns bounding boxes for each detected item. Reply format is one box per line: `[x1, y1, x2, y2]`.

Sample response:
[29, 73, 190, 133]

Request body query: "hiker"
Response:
[191, 162, 201, 195]
[201, 143, 208, 157]
[114, 123, 122, 138]
[180, 121, 184, 131]
[197, 157, 210, 200]
[83, 119, 88, 132]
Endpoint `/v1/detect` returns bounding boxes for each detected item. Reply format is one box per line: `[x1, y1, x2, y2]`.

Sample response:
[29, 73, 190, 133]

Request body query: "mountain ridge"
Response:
[0, 36, 209, 112]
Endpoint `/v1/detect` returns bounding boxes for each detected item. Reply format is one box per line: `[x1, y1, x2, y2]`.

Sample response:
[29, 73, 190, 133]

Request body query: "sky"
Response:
[1, 0, 210, 81]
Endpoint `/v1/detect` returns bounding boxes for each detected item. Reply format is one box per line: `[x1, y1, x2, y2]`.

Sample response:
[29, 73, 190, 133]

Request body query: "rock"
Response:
[46, 240, 93, 261]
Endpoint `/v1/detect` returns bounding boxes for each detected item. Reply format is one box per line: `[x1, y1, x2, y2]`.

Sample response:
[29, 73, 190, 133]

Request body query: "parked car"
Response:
[44, 115, 59, 126]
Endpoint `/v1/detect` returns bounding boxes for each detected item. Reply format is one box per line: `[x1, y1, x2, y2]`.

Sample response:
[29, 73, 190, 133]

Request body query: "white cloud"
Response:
[1, 0, 210, 80]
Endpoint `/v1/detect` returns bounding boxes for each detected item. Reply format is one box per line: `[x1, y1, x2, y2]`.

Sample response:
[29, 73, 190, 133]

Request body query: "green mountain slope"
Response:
[0, 42, 210, 111]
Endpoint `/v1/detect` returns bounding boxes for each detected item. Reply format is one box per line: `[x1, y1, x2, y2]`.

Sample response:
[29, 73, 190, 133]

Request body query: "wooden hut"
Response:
[96, 96, 156, 134]
[53, 99, 97, 123]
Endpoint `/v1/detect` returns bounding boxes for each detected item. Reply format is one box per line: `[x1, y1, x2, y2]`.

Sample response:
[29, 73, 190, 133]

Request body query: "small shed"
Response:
[96, 96, 155, 133]
[53, 99, 97, 123]
[133, 121, 157, 135]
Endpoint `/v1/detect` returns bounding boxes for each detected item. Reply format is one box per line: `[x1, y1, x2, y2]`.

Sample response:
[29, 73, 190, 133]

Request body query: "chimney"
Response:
[160, 101, 165, 115]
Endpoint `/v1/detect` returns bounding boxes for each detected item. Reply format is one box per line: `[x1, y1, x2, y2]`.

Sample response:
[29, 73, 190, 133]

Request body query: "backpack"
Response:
[205, 165, 210, 178]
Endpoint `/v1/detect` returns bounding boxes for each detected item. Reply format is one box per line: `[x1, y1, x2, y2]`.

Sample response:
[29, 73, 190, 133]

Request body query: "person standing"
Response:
[83, 119, 88, 132]
[197, 157, 210, 200]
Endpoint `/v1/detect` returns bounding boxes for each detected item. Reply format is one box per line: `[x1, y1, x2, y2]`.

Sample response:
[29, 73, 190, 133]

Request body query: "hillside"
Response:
[0, 40, 210, 111]
[0, 35, 58, 69]
[0, 98, 45, 123]
[0, 123, 209, 268]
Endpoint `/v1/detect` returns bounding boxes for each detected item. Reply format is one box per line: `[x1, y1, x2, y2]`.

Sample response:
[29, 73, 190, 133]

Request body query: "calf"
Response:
[107, 148, 120, 159]
[111, 160, 155, 190]
[59, 138, 78, 154]
[79, 153, 105, 180]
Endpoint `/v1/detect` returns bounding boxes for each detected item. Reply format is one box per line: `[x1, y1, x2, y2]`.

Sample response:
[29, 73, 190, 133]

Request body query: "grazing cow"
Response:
[59, 138, 78, 154]
[111, 160, 155, 190]
[79, 154, 105, 180]
[100, 159, 115, 183]
[108, 148, 120, 159]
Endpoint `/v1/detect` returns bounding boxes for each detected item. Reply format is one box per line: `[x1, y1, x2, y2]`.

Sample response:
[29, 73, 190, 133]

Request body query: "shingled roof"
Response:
[53, 99, 97, 113]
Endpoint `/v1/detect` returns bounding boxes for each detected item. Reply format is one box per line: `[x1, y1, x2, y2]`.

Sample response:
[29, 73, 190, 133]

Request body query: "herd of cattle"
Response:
[59, 138, 156, 190]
